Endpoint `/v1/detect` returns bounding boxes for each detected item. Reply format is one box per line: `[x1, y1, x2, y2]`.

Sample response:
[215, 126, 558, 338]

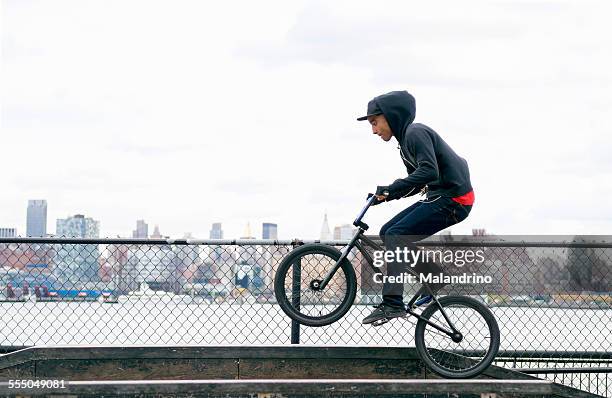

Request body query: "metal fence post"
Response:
[290, 257, 301, 344]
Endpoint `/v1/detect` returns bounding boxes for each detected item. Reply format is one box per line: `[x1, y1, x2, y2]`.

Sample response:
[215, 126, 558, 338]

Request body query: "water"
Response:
[1, 301, 610, 352]
[1, 301, 610, 395]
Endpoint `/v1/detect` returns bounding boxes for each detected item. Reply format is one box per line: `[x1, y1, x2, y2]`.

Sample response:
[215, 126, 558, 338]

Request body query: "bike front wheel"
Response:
[414, 295, 500, 378]
[274, 244, 357, 327]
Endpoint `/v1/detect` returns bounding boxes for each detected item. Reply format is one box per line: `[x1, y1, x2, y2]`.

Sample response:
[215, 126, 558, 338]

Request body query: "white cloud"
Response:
[1, 0, 611, 239]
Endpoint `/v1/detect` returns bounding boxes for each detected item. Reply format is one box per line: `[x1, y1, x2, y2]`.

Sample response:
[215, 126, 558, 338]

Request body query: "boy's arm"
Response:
[380, 184, 425, 200]
[382, 129, 439, 200]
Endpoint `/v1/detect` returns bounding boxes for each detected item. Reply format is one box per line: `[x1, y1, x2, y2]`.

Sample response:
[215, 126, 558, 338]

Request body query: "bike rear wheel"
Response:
[414, 295, 500, 378]
[274, 244, 357, 327]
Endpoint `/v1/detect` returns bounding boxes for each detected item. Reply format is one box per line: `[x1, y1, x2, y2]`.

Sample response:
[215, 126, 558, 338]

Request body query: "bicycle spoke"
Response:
[416, 297, 499, 377]
[421, 325, 453, 340]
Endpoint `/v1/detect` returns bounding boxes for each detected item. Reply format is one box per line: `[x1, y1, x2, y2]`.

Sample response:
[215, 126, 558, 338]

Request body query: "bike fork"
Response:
[318, 247, 351, 290]
[317, 232, 362, 290]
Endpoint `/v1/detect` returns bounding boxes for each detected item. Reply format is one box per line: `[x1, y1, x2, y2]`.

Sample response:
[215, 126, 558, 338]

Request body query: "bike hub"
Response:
[450, 332, 463, 343]
[309, 279, 323, 291]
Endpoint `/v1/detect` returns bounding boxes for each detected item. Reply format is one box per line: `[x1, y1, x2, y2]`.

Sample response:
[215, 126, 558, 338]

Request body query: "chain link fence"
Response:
[0, 236, 611, 395]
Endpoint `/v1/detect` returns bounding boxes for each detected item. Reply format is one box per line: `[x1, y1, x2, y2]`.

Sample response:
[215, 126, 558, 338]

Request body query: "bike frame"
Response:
[317, 194, 460, 337]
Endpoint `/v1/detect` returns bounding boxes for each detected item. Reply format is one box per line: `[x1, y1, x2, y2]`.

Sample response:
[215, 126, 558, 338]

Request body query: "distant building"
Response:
[0, 243, 56, 289]
[262, 223, 277, 240]
[150, 225, 168, 239]
[0, 228, 16, 238]
[26, 200, 47, 237]
[320, 213, 332, 241]
[208, 223, 227, 283]
[210, 223, 223, 239]
[132, 220, 148, 239]
[241, 223, 255, 240]
[176, 232, 200, 282]
[125, 245, 181, 292]
[261, 223, 278, 290]
[266, 245, 291, 293]
[236, 223, 263, 291]
[333, 224, 356, 240]
[56, 214, 99, 238]
[55, 214, 100, 286]
[103, 243, 129, 290]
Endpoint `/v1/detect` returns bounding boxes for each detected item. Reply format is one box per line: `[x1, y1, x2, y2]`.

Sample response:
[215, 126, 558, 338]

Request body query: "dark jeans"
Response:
[379, 196, 472, 307]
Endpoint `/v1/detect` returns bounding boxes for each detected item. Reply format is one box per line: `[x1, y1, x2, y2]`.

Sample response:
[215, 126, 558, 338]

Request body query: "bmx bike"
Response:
[274, 194, 500, 378]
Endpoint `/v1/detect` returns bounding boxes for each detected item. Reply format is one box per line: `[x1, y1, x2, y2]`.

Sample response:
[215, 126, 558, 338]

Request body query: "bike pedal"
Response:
[371, 318, 390, 327]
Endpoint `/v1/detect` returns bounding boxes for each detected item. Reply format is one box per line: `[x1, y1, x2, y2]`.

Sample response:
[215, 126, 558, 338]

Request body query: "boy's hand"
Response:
[367, 185, 390, 205]
[367, 193, 386, 205]
[375, 185, 390, 198]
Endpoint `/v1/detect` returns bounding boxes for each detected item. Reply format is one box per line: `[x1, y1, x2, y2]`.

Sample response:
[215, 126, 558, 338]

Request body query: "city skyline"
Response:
[1, 199, 599, 243]
[2, 199, 381, 240]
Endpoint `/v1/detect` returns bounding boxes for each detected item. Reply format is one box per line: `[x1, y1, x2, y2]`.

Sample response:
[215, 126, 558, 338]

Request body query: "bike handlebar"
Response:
[353, 193, 378, 229]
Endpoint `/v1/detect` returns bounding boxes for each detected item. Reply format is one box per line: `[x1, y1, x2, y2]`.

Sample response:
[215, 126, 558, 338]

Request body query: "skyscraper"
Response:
[241, 222, 255, 239]
[209, 223, 227, 283]
[132, 220, 148, 239]
[262, 223, 277, 240]
[320, 213, 332, 241]
[55, 214, 100, 285]
[210, 223, 223, 239]
[261, 222, 278, 291]
[26, 200, 47, 237]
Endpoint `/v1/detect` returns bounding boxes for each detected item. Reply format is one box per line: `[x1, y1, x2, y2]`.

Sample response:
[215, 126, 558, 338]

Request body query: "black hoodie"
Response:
[374, 91, 473, 200]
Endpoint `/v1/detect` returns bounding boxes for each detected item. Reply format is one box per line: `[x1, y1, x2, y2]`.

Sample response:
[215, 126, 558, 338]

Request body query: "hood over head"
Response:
[372, 91, 416, 141]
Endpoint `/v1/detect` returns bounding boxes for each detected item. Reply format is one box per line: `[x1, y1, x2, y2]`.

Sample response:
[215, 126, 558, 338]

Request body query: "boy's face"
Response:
[368, 114, 393, 142]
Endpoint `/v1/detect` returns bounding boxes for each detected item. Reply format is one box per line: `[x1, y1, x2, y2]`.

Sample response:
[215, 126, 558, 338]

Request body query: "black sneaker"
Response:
[362, 303, 406, 326]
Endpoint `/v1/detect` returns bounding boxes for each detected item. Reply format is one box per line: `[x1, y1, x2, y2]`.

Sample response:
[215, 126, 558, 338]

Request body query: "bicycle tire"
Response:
[414, 295, 500, 378]
[274, 244, 357, 327]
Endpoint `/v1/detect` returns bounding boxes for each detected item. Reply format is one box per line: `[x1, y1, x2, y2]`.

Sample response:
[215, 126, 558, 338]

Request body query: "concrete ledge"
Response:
[0, 344, 427, 361]
[0, 346, 602, 397]
[0, 379, 555, 397]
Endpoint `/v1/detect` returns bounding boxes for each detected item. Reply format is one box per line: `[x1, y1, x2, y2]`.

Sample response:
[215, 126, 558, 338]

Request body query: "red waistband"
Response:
[452, 190, 474, 205]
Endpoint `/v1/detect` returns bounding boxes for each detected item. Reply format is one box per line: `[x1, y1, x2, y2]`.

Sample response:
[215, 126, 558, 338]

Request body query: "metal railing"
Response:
[494, 351, 612, 397]
[0, 236, 611, 395]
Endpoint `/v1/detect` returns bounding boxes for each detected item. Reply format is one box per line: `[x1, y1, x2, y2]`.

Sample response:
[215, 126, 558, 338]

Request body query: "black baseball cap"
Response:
[356, 99, 383, 121]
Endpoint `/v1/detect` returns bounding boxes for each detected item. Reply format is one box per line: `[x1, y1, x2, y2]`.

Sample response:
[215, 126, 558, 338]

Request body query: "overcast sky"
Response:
[1, 0, 611, 239]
